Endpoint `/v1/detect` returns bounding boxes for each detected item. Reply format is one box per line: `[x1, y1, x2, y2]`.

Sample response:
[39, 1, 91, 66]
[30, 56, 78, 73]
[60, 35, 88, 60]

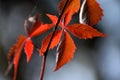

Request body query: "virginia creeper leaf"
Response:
[8, 44, 17, 62]
[46, 14, 58, 25]
[30, 24, 53, 37]
[66, 24, 106, 39]
[40, 30, 62, 56]
[8, 35, 26, 80]
[86, 0, 103, 26]
[13, 43, 24, 80]
[54, 31, 76, 71]
[24, 14, 41, 36]
[8, 35, 26, 62]
[24, 14, 54, 38]
[46, 14, 64, 28]
[59, 0, 80, 25]
[80, 0, 103, 26]
[24, 38, 34, 62]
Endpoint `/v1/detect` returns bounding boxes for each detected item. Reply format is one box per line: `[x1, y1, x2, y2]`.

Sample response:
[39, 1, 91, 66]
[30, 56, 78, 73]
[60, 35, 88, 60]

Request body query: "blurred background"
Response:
[0, 0, 120, 80]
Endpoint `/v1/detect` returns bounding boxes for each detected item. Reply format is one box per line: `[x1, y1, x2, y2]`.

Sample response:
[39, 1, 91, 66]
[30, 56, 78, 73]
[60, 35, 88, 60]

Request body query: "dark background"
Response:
[0, 0, 120, 80]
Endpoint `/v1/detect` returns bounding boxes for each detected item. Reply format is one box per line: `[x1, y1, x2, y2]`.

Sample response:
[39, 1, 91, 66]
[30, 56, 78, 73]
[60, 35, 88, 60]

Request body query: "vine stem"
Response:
[39, 0, 69, 80]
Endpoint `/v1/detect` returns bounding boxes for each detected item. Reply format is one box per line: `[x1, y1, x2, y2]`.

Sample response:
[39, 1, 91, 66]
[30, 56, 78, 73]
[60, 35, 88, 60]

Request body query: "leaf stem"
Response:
[39, 0, 69, 80]
[40, 54, 47, 80]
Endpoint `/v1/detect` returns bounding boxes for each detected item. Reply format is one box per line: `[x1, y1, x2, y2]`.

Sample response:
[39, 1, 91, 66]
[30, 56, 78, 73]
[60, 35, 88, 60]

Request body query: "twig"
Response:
[39, 0, 69, 80]
[28, 0, 40, 17]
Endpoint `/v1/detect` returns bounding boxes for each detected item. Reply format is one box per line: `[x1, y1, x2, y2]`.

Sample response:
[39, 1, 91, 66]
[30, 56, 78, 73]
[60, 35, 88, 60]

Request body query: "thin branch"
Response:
[28, 0, 40, 17]
[4, 62, 13, 76]
[40, 55, 47, 80]
[39, 0, 69, 80]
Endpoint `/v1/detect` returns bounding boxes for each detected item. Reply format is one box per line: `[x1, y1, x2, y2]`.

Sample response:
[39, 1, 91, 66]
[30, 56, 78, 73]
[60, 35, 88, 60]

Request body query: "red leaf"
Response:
[24, 14, 42, 36]
[64, 9, 73, 26]
[8, 35, 26, 62]
[46, 14, 63, 27]
[8, 35, 26, 80]
[87, 0, 103, 26]
[24, 14, 54, 38]
[59, 0, 80, 25]
[46, 14, 58, 25]
[40, 30, 62, 56]
[8, 44, 17, 62]
[54, 31, 76, 71]
[30, 24, 53, 37]
[66, 24, 106, 39]
[24, 38, 34, 62]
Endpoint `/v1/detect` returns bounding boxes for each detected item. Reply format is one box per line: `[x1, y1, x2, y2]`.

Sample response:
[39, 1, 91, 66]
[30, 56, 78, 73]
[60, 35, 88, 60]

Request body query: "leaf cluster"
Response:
[7, 0, 106, 80]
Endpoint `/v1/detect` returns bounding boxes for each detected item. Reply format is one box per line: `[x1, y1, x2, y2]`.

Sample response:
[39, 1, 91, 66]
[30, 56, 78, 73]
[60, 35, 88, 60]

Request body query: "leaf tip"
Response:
[24, 38, 34, 62]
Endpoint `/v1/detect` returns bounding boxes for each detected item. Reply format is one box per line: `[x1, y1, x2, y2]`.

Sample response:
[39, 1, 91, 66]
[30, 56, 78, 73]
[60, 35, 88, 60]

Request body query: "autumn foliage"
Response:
[7, 0, 106, 80]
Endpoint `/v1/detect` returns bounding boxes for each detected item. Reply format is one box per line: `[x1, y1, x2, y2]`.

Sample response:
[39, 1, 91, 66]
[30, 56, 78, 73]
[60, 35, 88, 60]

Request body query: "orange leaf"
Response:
[24, 14, 54, 38]
[40, 30, 62, 56]
[8, 35, 26, 62]
[54, 31, 76, 71]
[87, 0, 103, 26]
[46, 14, 63, 27]
[66, 24, 106, 39]
[8, 35, 26, 80]
[30, 24, 53, 37]
[59, 0, 80, 25]
[24, 38, 34, 62]
[8, 44, 17, 62]
[46, 14, 58, 25]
